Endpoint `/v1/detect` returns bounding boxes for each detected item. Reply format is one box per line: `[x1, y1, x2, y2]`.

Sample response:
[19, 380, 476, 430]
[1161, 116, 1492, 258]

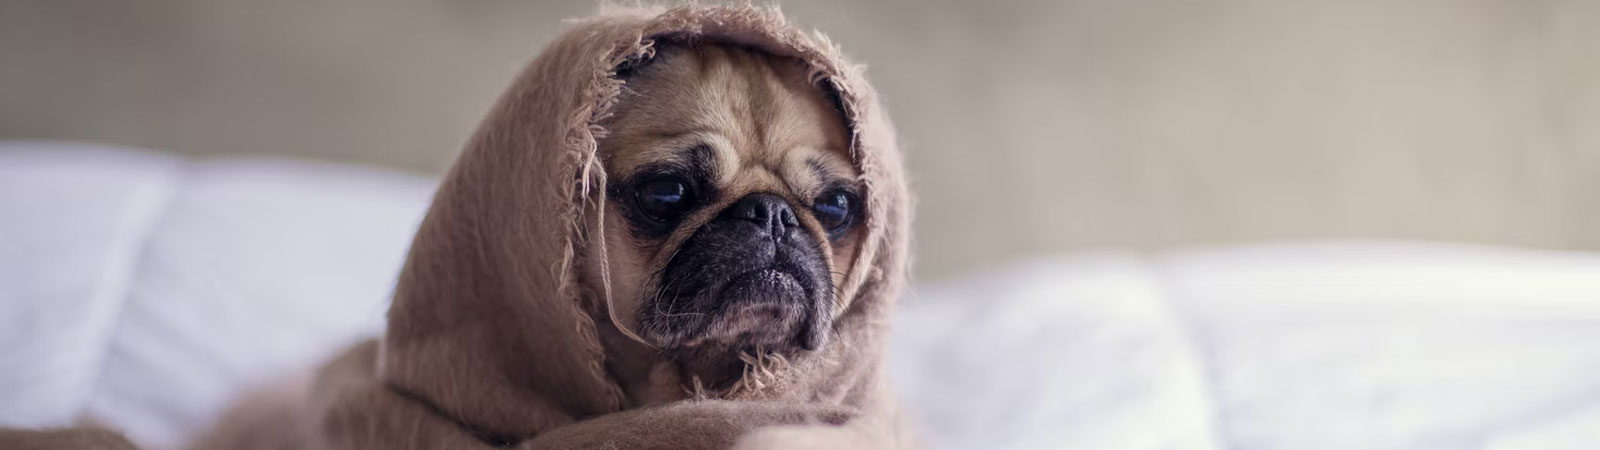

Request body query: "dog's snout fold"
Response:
[719, 193, 799, 237]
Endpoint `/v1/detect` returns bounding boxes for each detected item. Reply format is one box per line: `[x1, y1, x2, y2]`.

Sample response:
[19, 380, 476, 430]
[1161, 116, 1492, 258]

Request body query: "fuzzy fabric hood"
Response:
[378, 4, 910, 441]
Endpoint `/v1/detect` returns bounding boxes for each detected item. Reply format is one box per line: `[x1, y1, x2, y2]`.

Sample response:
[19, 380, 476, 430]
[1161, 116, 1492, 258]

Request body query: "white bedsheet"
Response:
[3, 142, 1598, 449]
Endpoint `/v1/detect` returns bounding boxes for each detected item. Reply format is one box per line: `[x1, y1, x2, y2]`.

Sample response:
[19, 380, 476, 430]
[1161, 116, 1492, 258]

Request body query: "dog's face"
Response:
[595, 44, 861, 365]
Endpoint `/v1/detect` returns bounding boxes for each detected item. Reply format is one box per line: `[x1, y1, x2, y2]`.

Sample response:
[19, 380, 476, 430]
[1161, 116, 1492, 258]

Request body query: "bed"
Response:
[3, 142, 1597, 449]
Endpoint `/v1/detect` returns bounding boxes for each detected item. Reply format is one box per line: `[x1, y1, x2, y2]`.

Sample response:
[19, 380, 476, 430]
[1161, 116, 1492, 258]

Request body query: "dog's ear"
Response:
[0, 426, 141, 450]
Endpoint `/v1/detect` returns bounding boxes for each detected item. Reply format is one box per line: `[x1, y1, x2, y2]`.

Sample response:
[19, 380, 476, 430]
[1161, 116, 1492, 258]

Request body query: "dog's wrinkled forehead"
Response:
[603, 43, 857, 201]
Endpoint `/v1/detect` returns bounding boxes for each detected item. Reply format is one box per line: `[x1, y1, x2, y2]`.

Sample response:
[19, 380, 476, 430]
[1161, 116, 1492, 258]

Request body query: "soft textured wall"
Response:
[3, 0, 1597, 279]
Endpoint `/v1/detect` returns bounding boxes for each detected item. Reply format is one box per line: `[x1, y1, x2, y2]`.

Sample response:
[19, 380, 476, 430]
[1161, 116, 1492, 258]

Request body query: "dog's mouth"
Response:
[688, 268, 812, 347]
[643, 265, 826, 353]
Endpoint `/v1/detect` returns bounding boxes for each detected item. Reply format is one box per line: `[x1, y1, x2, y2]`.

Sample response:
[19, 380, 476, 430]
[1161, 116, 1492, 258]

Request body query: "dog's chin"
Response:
[693, 269, 812, 347]
[657, 268, 821, 354]
[641, 267, 826, 387]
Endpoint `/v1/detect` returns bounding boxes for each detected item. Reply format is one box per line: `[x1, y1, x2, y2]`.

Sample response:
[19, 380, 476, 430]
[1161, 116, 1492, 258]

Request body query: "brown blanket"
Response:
[191, 5, 911, 450]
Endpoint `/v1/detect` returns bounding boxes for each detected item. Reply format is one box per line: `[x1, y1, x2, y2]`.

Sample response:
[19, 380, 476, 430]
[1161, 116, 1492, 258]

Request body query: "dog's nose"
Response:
[721, 193, 799, 235]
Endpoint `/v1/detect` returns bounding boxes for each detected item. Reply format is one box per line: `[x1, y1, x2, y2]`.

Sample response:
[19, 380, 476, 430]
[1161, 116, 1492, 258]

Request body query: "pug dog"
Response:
[591, 42, 864, 391]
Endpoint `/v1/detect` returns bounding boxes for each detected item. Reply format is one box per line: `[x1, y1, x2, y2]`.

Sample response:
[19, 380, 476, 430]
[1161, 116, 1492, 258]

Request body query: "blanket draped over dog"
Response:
[193, 5, 909, 450]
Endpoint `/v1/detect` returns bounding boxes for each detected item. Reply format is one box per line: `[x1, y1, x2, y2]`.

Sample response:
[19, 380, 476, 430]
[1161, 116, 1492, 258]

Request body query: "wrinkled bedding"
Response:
[3, 142, 1598, 449]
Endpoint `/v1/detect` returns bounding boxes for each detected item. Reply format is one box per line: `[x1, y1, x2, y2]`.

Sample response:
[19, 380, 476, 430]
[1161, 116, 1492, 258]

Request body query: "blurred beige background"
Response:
[3, 0, 1597, 280]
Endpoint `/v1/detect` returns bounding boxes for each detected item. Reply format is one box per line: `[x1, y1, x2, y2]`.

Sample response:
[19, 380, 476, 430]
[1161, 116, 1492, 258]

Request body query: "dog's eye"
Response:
[812, 189, 856, 233]
[636, 177, 693, 223]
